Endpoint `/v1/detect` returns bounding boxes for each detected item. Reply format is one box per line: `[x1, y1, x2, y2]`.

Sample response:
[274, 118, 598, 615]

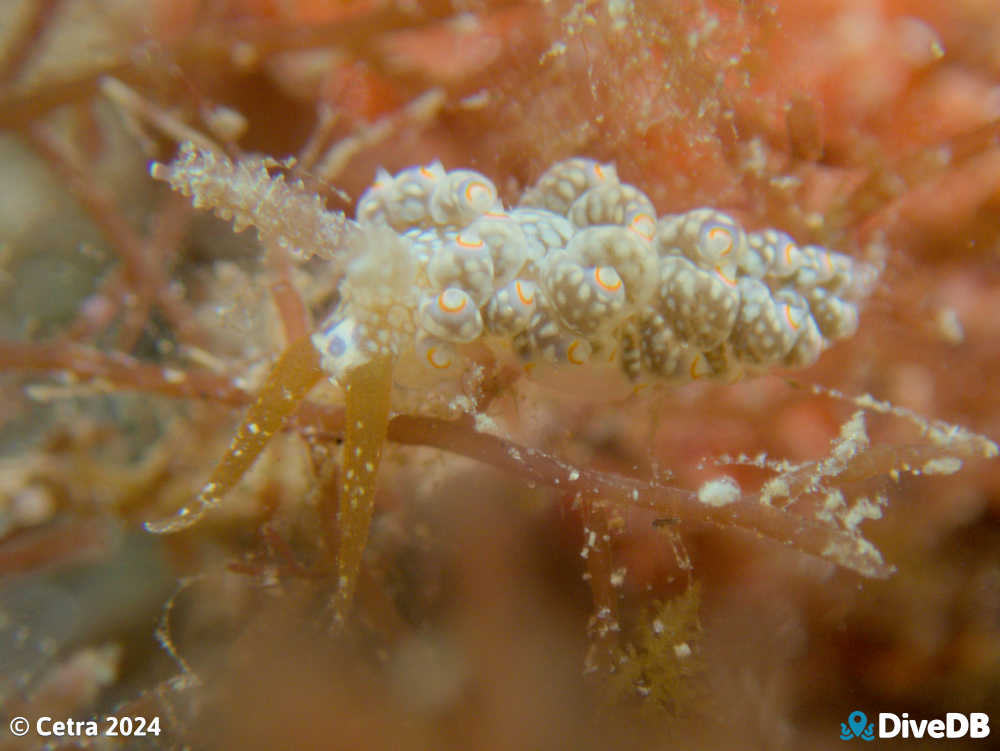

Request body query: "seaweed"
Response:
[2, 1, 999, 748]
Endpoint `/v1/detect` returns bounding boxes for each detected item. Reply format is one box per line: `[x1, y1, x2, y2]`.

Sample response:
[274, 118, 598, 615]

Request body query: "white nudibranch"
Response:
[309, 158, 878, 390]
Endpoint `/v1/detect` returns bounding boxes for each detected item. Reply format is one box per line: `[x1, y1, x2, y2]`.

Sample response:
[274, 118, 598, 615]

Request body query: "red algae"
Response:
[1, 2, 999, 748]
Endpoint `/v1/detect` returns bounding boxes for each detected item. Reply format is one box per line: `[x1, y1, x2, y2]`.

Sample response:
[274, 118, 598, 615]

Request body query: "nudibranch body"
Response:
[312, 157, 878, 396]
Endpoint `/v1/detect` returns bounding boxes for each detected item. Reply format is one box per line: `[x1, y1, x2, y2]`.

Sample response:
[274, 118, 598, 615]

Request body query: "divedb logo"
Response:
[840, 710, 991, 741]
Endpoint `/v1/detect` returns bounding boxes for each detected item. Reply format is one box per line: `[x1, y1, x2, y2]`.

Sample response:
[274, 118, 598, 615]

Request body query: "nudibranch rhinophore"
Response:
[313, 157, 878, 392]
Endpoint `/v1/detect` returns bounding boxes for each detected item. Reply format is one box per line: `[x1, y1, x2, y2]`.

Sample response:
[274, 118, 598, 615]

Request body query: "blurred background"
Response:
[1, 1, 999, 748]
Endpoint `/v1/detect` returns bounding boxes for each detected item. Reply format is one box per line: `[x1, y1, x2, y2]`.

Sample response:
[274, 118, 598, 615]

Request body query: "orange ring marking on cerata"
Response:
[690, 355, 710, 380]
[784, 242, 796, 267]
[713, 266, 738, 287]
[464, 180, 490, 203]
[455, 233, 485, 250]
[426, 346, 453, 369]
[438, 290, 468, 314]
[594, 266, 622, 293]
[628, 213, 656, 242]
[515, 281, 534, 306]
[783, 304, 801, 331]
[567, 339, 587, 365]
[708, 225, 733, 256]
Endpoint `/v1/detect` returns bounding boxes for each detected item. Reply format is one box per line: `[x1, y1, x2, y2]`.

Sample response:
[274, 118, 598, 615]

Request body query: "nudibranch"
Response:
[310, 158, 876, 615]
[312, 157, 878, 393]
[147, 145, 879, 619]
